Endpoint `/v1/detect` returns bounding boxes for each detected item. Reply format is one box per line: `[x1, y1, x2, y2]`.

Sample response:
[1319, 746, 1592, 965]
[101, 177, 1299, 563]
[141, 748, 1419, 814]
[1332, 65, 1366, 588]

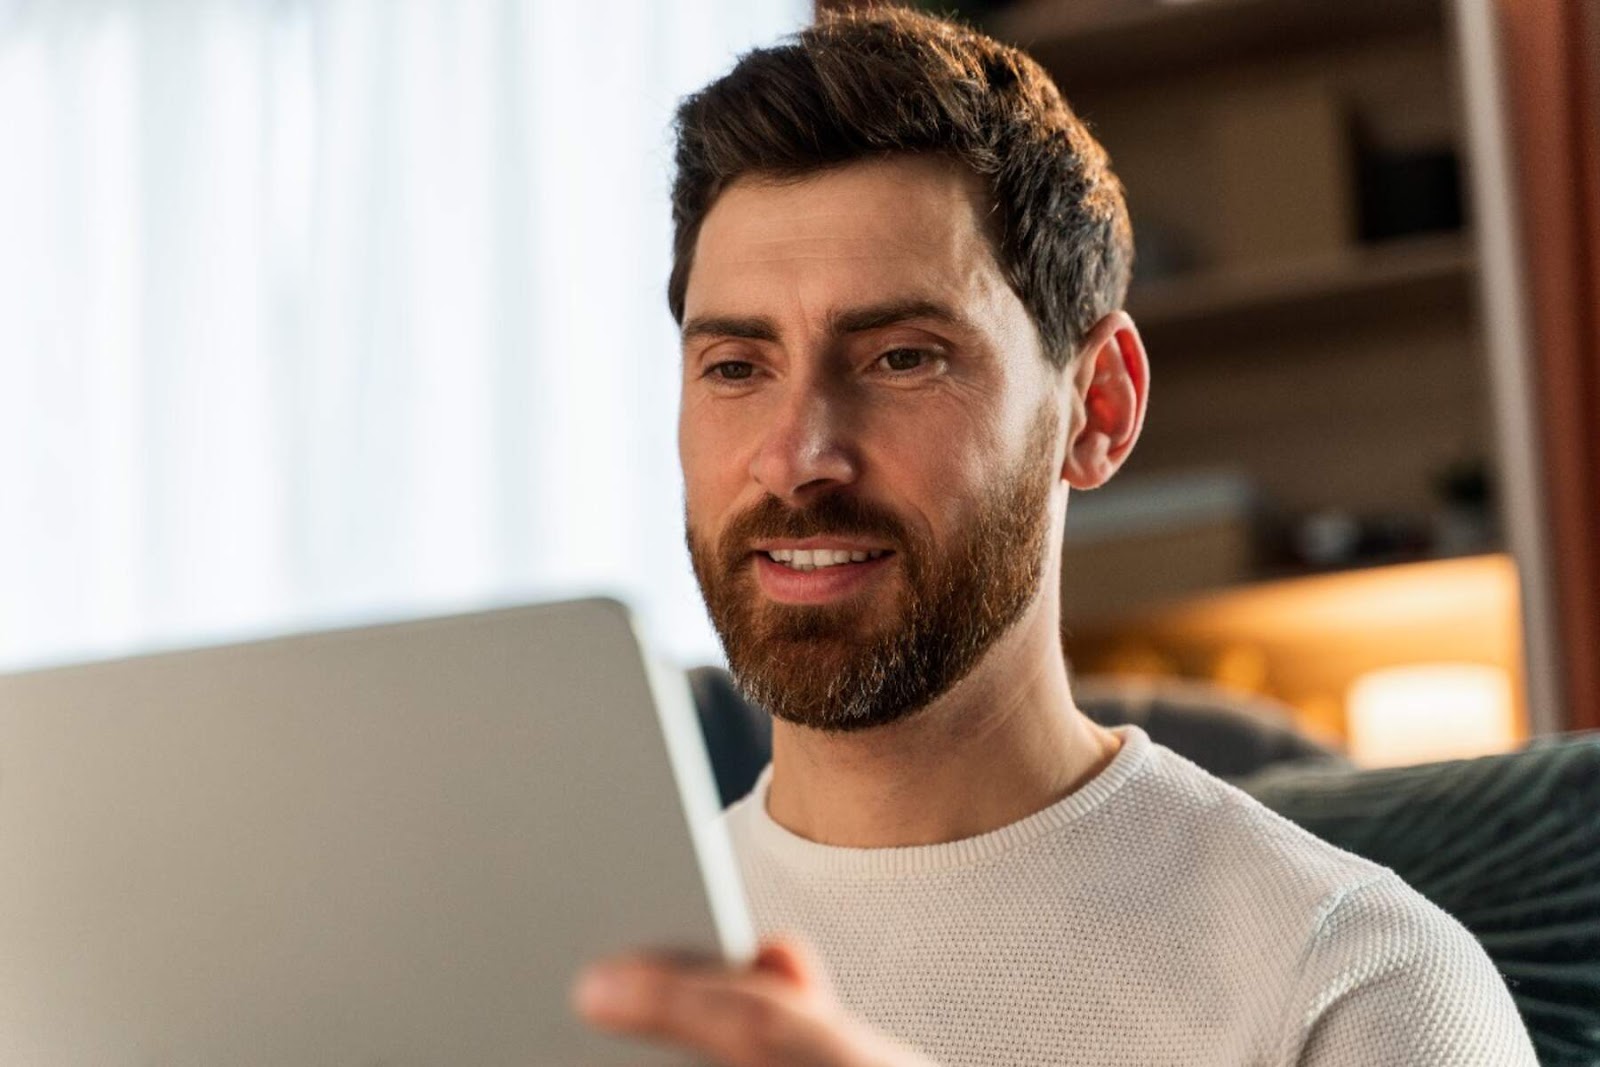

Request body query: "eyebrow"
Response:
[681, 315, 781, 345]
[681, 298, 971, 347]
[830, 298, 972, 335]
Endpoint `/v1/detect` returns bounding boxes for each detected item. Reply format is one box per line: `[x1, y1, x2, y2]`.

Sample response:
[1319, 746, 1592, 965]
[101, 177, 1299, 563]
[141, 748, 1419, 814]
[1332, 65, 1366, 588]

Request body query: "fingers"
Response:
[573, 954, 847, 1067]
[753, 936, 832, 997]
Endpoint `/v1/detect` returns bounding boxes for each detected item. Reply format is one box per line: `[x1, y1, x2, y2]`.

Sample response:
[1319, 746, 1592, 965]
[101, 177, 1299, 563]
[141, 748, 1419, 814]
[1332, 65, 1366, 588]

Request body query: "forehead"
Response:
[684, 155, 1012, 332]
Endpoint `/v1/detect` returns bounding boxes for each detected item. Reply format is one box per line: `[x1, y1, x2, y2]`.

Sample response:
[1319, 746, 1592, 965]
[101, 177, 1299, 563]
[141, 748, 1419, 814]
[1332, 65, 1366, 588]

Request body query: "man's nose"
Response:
[748, 382, 858, 504]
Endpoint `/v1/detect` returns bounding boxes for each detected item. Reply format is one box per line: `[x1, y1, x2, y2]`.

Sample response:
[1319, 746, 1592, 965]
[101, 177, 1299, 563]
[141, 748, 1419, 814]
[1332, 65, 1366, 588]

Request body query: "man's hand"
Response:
[572, 937, 938, 1067]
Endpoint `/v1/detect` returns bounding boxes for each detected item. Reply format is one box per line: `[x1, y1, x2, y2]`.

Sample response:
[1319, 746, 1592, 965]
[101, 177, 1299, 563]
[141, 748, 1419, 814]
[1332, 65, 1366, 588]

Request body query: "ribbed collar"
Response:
[729, 725, 1150, 878]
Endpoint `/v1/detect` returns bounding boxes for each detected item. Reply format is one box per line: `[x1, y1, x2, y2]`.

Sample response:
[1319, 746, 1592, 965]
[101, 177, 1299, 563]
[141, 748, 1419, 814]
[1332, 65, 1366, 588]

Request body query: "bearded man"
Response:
[573, 9, 1537, 1066]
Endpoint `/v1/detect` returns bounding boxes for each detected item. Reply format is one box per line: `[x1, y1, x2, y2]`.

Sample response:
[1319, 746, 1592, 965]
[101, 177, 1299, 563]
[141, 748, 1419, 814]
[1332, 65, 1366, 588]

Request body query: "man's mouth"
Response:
[761, 548, 892, 572]
[745, 543, 898, 605]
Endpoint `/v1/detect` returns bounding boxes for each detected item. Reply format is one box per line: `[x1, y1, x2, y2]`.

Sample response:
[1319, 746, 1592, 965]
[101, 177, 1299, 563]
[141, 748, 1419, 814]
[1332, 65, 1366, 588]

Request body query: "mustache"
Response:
[717, 494, 911, 562]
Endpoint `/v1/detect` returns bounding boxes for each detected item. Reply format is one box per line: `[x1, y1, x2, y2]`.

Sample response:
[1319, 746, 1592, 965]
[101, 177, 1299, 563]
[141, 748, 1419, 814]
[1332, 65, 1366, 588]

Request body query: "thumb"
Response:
[752, 936, 834, 1000]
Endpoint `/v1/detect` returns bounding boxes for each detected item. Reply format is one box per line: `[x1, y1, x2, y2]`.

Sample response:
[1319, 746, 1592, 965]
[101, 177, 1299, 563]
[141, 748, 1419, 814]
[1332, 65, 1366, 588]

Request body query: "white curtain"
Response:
[0, 0, 805, 671]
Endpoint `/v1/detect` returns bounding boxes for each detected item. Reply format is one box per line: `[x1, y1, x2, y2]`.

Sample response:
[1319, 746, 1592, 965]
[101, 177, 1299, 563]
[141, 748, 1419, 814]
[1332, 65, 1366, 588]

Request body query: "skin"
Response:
[575, 154, 1152, 1066]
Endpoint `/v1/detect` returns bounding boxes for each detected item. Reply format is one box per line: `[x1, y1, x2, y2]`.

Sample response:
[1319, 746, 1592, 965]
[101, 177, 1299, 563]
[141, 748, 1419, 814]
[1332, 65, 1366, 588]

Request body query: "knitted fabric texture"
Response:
[721, 726, 1538, 1066]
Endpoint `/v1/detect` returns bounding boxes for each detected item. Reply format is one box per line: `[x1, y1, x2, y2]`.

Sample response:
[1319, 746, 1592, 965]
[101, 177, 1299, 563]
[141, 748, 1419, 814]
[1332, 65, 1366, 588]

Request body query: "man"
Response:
[574, 8, 1537, 1065]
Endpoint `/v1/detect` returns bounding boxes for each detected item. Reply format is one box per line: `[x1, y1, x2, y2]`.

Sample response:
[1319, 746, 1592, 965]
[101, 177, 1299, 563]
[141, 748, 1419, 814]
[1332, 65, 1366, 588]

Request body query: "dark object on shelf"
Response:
[1293, 510, 1363, 567]
[1357, 145, 1465, 243]
[1290, 509, 1434, 569]
[1434, 455, 1495, 511]
[1432, 456, 1500, 556]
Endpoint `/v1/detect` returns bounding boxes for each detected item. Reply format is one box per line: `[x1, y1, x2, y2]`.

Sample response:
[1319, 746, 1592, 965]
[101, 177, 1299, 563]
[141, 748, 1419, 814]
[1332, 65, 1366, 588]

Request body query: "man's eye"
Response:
[708, 360, 755, 382]
[879, 348, 929, 372]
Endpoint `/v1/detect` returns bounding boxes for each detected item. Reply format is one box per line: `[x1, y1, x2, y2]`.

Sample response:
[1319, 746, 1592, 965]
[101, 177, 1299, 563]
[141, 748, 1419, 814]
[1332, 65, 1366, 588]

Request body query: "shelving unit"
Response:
[982, 0, 1517, 741]
[982, 0, 1494, 589]
[1128, 234, 1475, 350]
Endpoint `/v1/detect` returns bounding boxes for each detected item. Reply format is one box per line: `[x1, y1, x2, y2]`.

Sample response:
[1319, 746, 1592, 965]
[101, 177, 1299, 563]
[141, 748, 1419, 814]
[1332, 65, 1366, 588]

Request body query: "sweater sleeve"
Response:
[1281, 875, 1538, 1067]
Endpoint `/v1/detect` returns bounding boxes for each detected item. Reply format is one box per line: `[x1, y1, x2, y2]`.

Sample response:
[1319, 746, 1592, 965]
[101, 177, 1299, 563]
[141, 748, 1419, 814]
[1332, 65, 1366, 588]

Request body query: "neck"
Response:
[762, 597, 1122, 849]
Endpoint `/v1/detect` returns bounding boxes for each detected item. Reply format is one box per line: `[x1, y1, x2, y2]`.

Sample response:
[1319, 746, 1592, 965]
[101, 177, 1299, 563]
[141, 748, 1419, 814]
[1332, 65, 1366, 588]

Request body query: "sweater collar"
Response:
[727, 725, 1152, 878]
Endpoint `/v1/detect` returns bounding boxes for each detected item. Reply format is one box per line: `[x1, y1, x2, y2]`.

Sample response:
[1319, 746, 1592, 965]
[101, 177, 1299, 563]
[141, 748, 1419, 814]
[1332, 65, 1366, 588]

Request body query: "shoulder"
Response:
[1122, 741, 1391, 902]
[1097, 743, 1537, 1062]
[1278, 874, 1536, 1065]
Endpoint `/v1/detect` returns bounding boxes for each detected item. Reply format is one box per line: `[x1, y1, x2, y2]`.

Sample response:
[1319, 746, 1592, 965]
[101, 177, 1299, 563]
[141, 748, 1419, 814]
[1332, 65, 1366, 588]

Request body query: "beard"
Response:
[687, 405, 1058, 733]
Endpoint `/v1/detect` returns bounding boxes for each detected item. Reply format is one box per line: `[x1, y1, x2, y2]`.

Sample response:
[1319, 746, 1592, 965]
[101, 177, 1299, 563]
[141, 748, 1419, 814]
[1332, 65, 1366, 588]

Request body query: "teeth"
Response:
[765, 547, 889, 570]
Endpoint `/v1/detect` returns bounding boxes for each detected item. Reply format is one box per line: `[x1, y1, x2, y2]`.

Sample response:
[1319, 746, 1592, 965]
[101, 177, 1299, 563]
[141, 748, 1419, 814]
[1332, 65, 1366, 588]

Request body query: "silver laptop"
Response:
[0, 598, 752, 1065]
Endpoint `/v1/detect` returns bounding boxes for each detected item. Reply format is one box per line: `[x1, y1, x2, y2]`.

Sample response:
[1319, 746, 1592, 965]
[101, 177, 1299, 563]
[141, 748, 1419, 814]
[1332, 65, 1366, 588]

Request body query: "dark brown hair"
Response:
[668, 6, 1133, 367]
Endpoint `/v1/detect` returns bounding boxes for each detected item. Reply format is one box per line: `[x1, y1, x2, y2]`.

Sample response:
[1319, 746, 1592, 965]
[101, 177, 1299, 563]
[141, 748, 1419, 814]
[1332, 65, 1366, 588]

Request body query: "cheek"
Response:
[884, 392, 998, 473]
[679, 409, 748, 527]
[871, 428, 986, 538]
[678, 443, 716, 527]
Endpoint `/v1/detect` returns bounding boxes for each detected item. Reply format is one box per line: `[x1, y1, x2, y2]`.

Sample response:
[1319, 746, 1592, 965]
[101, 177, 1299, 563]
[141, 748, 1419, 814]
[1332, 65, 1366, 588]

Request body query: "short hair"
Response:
[667, 6, 1134, 368]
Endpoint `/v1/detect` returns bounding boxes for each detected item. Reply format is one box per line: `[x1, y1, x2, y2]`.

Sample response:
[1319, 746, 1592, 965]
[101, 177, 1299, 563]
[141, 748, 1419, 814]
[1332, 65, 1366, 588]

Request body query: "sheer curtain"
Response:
[0, 0, 805, 671]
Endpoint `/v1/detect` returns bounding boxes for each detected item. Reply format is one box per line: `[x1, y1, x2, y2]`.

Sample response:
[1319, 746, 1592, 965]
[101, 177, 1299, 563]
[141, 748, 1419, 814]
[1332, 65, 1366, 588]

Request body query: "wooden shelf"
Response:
[1061, 553, 1528, 746]
[1071, 551, 1511, 630]
[1127, 234, 1476, 349]
[988, 0, 1444, 93]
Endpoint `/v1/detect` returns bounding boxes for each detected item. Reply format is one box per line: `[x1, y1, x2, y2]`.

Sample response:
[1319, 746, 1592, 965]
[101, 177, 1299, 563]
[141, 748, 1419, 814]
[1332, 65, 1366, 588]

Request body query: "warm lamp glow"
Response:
[1346, 663, 1516, 767]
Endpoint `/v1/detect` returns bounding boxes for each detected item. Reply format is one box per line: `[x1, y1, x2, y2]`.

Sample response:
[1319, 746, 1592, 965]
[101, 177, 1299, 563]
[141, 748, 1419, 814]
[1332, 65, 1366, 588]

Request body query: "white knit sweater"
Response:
[721, 726, 1538, 1066]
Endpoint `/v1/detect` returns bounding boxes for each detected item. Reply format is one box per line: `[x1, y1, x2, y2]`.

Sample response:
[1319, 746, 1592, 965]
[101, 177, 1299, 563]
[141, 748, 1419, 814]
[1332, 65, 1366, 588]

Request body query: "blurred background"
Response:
[3, 0, 1597, 768]
[0, 0, 810, 671]
[908, 0, 1600, 767]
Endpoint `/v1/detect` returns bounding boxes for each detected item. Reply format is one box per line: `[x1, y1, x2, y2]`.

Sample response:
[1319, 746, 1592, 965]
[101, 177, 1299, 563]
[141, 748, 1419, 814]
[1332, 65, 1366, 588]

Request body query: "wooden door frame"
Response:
[1491, 0, 1600, 732]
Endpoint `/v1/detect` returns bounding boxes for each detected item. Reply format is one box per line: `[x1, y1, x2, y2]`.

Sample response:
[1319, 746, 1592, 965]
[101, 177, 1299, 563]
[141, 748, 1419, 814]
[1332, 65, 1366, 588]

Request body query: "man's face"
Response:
[679, 155, 1066, 731]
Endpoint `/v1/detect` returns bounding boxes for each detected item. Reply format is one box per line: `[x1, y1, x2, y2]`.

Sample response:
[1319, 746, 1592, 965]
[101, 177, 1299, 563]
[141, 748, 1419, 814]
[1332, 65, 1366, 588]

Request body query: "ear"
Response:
[1062, 310, 1150, 490]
